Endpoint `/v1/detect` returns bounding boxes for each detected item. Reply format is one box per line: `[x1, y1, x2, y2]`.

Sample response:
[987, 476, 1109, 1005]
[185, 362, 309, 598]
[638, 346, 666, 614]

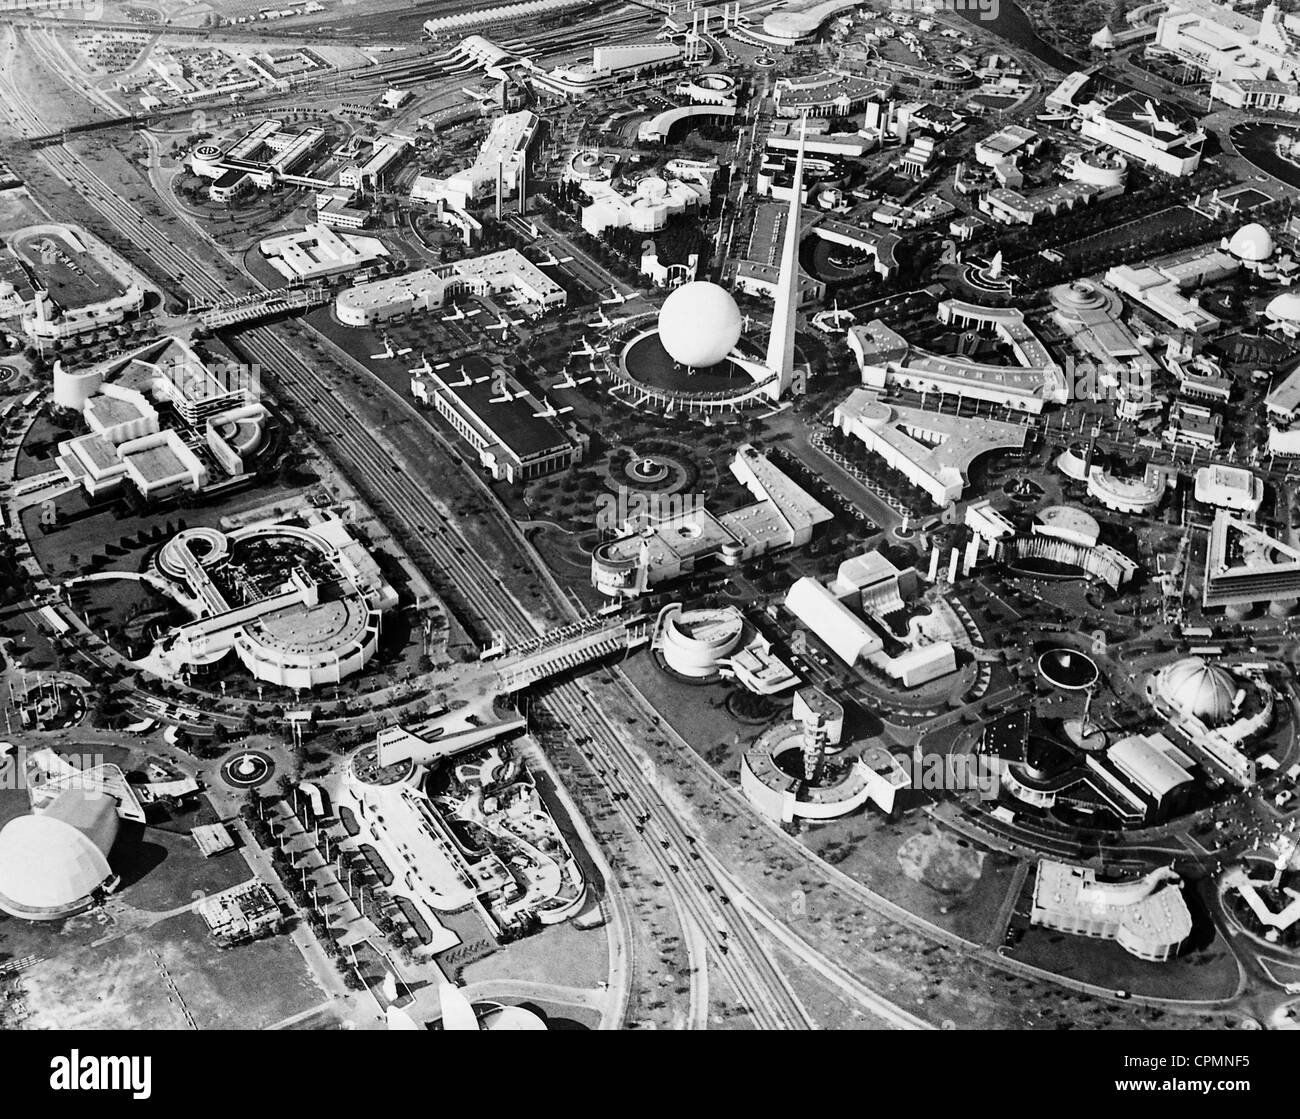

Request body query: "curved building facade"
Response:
[151, 516, 398, 690]
[1145, 657, 1272, 787]
[1030, 861, 1192, 962]
[1086, 464, 1169, 515]
[0, 790, 119, 921]
[657, 605, 745, 676]
[1152, 656, 1239, 726]
[1001, 534, 1137, 591]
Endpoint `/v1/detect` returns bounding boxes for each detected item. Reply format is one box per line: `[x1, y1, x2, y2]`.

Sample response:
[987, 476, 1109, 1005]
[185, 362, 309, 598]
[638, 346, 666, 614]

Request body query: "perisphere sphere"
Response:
[657, 281, 743, 368]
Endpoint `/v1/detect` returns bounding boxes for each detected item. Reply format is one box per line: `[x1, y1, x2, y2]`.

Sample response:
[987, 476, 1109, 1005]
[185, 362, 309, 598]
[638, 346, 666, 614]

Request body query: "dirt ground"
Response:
[20, 910, 327, 1030]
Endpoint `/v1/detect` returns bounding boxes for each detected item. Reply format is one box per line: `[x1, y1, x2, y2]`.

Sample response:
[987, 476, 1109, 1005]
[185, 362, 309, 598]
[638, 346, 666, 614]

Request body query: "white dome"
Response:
[1155, 657, 1238, 726]
[1091, 24, 1115, 46]
[658, 281, 743, 368]
[1266, 290, 1300, 322]
[0, 791, 118, 919]
[1228, 222, 1274, 262]
[482, 1004, 548, 1030]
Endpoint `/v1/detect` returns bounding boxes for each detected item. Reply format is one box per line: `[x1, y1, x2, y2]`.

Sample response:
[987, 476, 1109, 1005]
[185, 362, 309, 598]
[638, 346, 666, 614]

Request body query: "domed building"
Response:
[657, 281, 743, 369]
[1152, 657, 1239, 725]
[1225, 222, 1275, 267]
[1146, 657, 1274, 787]
[0, 790, 120, 920]
[609, 120, 810, 412]
[1265, 290, 1300, 336]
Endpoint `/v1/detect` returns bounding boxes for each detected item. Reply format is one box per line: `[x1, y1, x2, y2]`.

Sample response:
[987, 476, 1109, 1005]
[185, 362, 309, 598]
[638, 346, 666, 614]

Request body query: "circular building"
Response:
[1071, 149, 1128, 188]
[0, 790, 119, 920]
[1053, 444, 1090, 481]
[657, 281, 743, 369]
[153, 517, 398, 690]
[1034, 505, 1101, 548]
[1151, 657, 1239, 725]
[190, 142, 226, 178]
[1265, 290, 1300, 329]
[1037, 648, 1100, 690]
[1227, 222, 1274, 264]
[52, 359, 105, 412]
[658, 605, 746, 678]
[437, 981, 549, 1030]
[479, 1003, 548, 1030]
[612, 283, 779, 413]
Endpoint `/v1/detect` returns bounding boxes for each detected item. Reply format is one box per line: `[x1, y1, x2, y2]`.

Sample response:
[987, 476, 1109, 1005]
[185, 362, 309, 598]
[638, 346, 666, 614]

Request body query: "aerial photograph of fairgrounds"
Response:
[2, 0, 1300, 1047]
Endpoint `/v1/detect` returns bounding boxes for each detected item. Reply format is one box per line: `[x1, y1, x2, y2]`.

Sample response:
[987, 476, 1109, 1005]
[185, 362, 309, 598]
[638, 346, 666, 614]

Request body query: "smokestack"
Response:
[496, 159, 504, 220]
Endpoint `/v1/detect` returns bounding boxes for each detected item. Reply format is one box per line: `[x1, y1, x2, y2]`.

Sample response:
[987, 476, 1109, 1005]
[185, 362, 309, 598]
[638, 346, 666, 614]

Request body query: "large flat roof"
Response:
[1098, 92, 1200, 142]
[124, 442, 189, 482]
[731, 442, 833, 537]
[432, 357, 572, 460]
[1107, 733, 1195, 800]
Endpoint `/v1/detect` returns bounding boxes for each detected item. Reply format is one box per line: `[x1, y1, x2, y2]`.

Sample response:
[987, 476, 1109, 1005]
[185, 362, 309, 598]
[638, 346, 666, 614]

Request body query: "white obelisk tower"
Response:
[764, 116, 807, 398]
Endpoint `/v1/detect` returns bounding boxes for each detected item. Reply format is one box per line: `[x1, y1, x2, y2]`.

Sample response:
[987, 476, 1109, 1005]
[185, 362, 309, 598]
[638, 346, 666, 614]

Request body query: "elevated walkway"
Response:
[495, 614, 651, 692]
[195, 286, 329, 330]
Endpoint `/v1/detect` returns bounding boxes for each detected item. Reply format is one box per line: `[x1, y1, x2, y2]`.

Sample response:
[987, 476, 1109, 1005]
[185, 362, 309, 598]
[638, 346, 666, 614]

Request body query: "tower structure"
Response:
[764, 116, 807, 398]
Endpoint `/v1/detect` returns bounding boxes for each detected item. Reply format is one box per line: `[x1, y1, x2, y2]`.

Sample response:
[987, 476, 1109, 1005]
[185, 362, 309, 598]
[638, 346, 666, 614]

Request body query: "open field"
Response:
[0, 189, 48, 238]
[18, 909, 325, 1030]
[461, 920, 608, 990]
[1008, 920, 1242, 1002]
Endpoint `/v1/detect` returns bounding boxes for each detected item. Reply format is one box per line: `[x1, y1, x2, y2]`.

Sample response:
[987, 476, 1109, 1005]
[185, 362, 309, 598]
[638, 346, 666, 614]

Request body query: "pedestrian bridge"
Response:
[195, 286, 330, 330]
[495, 612, 651, 693]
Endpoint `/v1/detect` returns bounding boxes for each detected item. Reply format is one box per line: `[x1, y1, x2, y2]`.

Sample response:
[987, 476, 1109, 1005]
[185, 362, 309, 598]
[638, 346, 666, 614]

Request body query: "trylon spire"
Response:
[765, 114, 806, 397]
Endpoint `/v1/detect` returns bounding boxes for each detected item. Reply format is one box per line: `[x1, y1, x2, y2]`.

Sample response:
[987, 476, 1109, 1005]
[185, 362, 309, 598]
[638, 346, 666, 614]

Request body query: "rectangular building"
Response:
[412, 361, 582, 483]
